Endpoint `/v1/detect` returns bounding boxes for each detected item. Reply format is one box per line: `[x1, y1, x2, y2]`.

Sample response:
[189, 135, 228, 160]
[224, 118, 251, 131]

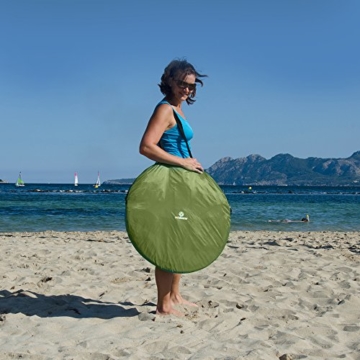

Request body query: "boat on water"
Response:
[15, 172, 25, 187]
[94, 171, 101, 188]
[74, 172, 79, 186]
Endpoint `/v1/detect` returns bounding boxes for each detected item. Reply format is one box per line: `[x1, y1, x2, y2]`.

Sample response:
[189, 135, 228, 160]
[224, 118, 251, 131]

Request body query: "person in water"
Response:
[301, 215, 310, 222]
[269, 214, 310, 223]
[139, 59, 207, 316]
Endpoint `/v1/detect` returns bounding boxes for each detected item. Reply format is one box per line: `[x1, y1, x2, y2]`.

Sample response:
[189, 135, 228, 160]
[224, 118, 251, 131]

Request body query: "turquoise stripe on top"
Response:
[157, 100, 193, 158]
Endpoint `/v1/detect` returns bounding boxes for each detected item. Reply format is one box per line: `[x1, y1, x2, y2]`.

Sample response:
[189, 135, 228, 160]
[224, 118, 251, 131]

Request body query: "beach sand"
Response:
[1, 230, 360, 360]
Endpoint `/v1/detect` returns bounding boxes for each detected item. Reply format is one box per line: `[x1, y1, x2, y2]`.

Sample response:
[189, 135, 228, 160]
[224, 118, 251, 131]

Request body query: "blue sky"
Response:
[1, 0, 359, 183]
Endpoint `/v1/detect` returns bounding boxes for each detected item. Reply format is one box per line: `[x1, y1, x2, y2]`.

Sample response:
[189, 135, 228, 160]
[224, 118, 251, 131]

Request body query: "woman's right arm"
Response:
[139, 104, 203, 173]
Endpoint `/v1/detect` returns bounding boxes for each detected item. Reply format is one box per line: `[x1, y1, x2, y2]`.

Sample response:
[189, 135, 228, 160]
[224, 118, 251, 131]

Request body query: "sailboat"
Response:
[74, 172, 79, 186]
[15, 172, 25, 187]
[94, 171, 101, 188]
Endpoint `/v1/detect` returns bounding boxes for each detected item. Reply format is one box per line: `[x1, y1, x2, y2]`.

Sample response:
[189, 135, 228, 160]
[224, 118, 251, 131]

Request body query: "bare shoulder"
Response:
[153, 102, 173, 118]
[150, 103, 175, 128]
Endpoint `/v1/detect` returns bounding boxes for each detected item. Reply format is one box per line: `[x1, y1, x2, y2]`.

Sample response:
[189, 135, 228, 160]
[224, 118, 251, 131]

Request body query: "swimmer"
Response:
[268, 214, 310, 223]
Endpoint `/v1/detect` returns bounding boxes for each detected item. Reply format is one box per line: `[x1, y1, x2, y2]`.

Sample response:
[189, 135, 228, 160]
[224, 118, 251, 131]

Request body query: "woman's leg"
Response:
[170, 273, 197, 306]
[170, 273, 182, 303]
[155, 267, 182, 315]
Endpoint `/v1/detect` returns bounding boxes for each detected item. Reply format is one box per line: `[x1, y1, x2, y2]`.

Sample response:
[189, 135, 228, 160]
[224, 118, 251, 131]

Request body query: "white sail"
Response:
[15, 172, 25, 187]
[94, 171, 101, 188]
[74, 172, 79, 186]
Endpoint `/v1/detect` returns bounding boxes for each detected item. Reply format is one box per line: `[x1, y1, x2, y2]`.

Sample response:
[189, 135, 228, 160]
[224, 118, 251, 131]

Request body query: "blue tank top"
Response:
[157, 100, 193, 158]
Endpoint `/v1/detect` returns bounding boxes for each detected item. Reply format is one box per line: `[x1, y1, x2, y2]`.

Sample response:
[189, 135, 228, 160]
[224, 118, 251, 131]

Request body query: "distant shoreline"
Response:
[1, 181, 360, 188]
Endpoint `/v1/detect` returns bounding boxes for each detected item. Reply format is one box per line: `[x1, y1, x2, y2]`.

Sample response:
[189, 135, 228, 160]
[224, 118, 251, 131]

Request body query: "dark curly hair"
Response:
[158, 59, 207, 105]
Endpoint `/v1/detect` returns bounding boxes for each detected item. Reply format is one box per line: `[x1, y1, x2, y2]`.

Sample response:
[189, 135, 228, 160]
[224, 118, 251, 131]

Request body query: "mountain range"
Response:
[103, 151, 360, 186]
[206, 151, 360, 186]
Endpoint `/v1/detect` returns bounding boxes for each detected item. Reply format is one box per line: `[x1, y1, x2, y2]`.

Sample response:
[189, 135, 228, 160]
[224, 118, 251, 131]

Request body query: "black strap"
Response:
[172, 110, 193, 158]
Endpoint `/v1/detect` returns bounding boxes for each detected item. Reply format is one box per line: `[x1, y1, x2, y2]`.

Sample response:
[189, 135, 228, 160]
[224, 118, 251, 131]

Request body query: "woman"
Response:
[139, 59, 207, 316]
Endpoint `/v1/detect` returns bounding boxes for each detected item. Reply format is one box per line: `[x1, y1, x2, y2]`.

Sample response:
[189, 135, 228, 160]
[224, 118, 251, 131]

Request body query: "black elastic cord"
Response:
[172, 110, 193, 158]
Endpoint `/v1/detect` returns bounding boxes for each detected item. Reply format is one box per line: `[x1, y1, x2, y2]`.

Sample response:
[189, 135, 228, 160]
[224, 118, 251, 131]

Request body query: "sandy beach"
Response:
[1, 230, 360, 359]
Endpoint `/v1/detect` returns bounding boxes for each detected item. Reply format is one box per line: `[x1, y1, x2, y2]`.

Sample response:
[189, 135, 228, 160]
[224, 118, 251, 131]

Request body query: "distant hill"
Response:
[104, 151, 360, 186]
[207, 151, 360, 186]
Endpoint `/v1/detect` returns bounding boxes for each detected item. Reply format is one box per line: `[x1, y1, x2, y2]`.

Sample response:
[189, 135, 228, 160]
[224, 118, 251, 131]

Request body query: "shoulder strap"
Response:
[172, 110, 193, 158]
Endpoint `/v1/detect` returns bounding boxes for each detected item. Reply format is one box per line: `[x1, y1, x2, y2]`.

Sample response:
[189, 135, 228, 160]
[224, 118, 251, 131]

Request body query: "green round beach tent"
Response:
[125, 163, 231, 273]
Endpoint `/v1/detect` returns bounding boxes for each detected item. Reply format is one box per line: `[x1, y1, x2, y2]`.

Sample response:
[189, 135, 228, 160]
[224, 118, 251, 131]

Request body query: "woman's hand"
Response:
[181, 158, 204, 174]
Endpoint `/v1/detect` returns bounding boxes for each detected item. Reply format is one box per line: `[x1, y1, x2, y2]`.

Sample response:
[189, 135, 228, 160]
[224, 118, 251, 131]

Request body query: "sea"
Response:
[1, 183, 360, 233]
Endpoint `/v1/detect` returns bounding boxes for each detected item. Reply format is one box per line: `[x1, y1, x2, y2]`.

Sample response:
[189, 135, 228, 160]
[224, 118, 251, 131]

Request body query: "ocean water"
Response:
[0, 183, 360, 233]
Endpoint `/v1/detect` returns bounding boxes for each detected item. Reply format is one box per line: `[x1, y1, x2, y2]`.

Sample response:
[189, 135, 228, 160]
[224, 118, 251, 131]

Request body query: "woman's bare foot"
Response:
[171, 294, 198, 307]
[156, 306, 184, 317]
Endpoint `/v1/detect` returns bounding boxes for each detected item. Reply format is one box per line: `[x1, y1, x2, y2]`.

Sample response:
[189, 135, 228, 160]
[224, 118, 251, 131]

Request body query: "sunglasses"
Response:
[175, 80, 196, 92]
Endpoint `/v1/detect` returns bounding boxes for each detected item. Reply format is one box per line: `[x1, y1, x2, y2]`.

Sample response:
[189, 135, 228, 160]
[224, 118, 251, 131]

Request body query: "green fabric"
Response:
[125, 163, 231, 273]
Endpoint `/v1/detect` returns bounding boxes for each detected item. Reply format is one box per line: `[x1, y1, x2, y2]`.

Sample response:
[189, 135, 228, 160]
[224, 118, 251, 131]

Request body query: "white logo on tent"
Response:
[175, 211, 188, 220]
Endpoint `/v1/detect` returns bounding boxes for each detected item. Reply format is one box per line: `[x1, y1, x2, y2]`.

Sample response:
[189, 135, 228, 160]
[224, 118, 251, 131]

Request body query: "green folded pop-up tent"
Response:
[126, 163, 231, 273]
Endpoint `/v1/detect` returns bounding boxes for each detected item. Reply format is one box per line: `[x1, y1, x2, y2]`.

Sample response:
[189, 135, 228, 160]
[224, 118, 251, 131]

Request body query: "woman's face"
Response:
[170, 73, 196, 102]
